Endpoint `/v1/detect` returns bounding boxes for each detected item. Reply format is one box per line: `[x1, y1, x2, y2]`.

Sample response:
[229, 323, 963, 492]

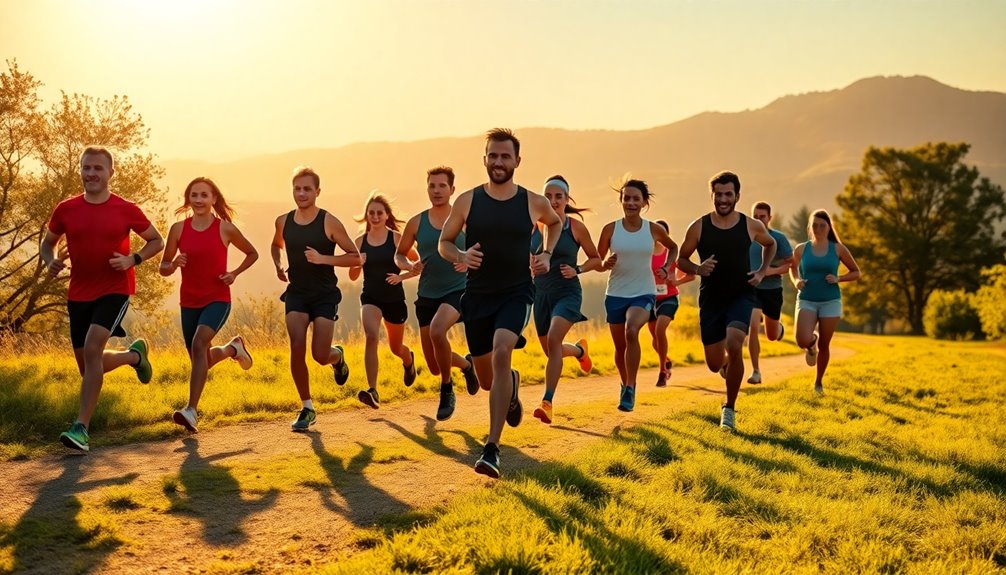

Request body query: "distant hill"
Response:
[159, 75, 1006, 301]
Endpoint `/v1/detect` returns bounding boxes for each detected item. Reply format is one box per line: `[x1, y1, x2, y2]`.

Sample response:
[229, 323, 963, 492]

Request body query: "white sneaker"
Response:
[172, 407, 198, 433]
[805, 332, 819, 366]
[747, 370, 762, 384]
[720, 406, 736, 431]
[229, 336, 253, 370]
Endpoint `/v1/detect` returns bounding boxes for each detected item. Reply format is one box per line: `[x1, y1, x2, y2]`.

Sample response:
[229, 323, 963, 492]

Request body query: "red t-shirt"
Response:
[47, 194, 152, 301]
[650, 251, 680, 300]
[178, 217, 231, 308]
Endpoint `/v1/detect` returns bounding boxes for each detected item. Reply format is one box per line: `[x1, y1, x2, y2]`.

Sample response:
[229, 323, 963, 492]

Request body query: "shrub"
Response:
[923, 289, 984, 340]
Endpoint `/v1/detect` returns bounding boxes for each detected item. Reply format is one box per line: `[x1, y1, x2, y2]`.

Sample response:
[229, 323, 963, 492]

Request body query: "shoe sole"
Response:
[506, 370, 522, 427]
[131, 340, 152, 384]
[436, 396, 456, 421]
[404, 351, 416, 387]
[474, 460, 500, 479]
[617, 404, 634, 412]
[291, 421, 316, 432]
[576, 340, 592, 373]
[232, 338, 253, 370]
[532, 407, 552, 425]
[59, 434, 89, 452]
[172, 411, 198, 433]
[464, 355, 479, 395]
[358, 391, 379, 409]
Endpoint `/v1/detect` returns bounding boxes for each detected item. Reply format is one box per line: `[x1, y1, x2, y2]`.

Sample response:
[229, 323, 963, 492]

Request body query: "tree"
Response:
[836, 142, 1006, 334]
[974, 263, 1006, 339]
[0, 60, 169, 333]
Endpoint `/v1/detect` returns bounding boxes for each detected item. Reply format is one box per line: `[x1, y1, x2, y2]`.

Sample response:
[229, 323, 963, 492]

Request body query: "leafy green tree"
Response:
[0, 60, 169, 333]
[974, 263, 1006, 339]
[836, 142, 1006, 334]
[923, 289, 983, 340]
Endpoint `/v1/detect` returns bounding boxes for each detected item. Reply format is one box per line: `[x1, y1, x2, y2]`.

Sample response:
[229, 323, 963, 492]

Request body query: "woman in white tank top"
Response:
[596, 178, 678, 413]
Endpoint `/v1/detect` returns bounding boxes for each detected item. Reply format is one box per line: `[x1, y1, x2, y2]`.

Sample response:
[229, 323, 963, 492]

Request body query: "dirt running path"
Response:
[1, 348, 851, 574]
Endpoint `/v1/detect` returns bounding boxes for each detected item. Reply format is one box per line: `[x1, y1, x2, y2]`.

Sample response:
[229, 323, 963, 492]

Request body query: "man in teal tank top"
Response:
[747, 201, 793, 385]
[396, 166, 479, 422]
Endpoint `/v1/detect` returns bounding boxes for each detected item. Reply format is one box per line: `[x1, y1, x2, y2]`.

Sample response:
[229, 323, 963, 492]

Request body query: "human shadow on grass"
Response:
[165, 437, 278, 547]
[0, 456, 138, 573]
[507, 463, 687, 575]
[306, 432, 413, 528]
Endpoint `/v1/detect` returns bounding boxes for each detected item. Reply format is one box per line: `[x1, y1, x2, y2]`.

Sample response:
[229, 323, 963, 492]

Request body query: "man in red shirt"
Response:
[39, 146, 164, 452]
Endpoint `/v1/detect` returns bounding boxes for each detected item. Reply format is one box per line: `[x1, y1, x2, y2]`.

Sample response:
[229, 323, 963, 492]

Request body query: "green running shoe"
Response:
[291, 407, 316, 432]
[59, 422, 90, 452]
[129, 338, 152, 384]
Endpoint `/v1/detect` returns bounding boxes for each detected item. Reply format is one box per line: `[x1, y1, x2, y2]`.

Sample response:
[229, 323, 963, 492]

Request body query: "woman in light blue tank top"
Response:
[789, 209, 861, 395]
[528, 176, 602, 425]
[596, 178, 678, 413]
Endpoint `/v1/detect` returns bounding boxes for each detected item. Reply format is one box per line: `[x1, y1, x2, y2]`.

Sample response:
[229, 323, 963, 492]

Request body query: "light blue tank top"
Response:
[798, 241, 841, 302]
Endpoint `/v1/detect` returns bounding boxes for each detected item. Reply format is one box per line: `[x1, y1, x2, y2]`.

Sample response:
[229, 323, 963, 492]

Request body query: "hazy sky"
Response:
[3, 0, 1005, 162]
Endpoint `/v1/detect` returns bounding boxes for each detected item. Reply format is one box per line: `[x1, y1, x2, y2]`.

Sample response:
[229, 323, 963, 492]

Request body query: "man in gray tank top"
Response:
[676, 171, 776, 432]
[395, 166, 480, 422]
[439, 129, 562, 479]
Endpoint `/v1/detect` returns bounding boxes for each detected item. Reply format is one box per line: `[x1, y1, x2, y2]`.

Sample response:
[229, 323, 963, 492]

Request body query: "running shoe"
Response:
[358, 388, 380, 409]
[291, 407, 316, 431]
[403, 351, 417, 387]
[172, 407, 198, 433]
[505, 370, 522, 427]
[228, 336, 253, 370]
[814, 384, 825, 396]
[474, 442, 501, 479]
[462, 354, 479, 396]
[720, 406, 736, 431]
[436, 385, 456, 421]
[533, 399, 553, 424]
[59, 422, 89, 452]
[656, 370, 668, 388]
[128, 338, 152, 384]
[332, 345, 350, 385]
[618, 385, 636, 412]
[575, 338, 592, 373]
[747, 370, 762, 384]
[806, 332, 819, 366]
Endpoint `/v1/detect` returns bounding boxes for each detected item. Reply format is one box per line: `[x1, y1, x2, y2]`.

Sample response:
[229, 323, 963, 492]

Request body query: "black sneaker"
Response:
[462, 354, 479, 396]
[474, 442, 501, 478]
[332, 345, 350, 386]
[505, 369, 522, 427]
[403, 351, 417, 387]
[358, 388, 380, 409]
[436, 384, 456, 421]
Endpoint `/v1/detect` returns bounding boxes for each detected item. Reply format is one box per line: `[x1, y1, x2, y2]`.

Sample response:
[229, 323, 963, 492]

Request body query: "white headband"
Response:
[544, 178, 569, 194]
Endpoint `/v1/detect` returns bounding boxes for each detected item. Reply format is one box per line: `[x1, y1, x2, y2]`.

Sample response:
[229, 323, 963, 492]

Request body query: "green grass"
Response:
[0, 305, 798, 458]
[309, 337, 1006, 574]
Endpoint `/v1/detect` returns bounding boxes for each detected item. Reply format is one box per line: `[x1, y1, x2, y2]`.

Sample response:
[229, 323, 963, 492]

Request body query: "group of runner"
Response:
[40, 132, 861, 479]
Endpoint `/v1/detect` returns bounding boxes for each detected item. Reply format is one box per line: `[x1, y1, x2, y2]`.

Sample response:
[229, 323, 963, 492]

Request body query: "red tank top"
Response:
[178, 217, 230, 307]
[650, 251, 680, 300]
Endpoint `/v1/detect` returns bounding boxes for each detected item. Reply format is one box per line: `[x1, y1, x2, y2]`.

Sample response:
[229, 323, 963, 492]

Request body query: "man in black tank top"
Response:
[677, 171, 776, 432]
[271, 166, 362, 432]
[439, 128, 562, 479]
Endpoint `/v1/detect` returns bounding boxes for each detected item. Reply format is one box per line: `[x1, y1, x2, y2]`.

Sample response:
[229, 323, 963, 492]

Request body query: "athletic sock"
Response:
[303, 399, 314, 410]
[543, 389, 555, 402]
[441, 382, 452, 392]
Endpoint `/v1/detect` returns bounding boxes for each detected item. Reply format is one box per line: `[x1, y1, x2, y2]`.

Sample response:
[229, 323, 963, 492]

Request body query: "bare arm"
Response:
[323, 214, 364, 268]
[439, 191, 481, 268]
[111, 224, 164, 271]
[834, 244, 861, 283]
[567, 219, 602, 276]
[789, 244, 806, 290]
[746, 219, 776, 286]
[531, 194, 562, 274]
[676, 219, 714, 276]
[596, 222, 615, 270]
[219, 221, 259, 285]
[39, 230, 65, 277]
[158, 222, 185, 277]
[348, 236, 364, 281]
[394, 215, 421, 273]
[271, 214, 287, 282]
[651, 221, 679, 280]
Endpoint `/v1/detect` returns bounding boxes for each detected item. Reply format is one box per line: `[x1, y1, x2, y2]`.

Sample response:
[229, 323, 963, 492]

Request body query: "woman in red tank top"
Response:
[159, 177, 258, 433]
[647, 220, 695, 387]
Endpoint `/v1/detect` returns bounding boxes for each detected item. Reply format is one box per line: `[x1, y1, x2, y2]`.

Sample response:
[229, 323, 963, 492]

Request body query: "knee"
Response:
[82, 341, 104, 362]
[364, 331, 380, 345]
[430, 328, 448, 346]
[625, 328, 641, 344]
[311, 348, 330, 365]
[190, 337, 211, 355]
[725, 337, 744, 355]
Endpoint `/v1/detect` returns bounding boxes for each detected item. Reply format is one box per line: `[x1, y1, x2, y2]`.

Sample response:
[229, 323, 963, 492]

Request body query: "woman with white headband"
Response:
[529, 175, 602, 425]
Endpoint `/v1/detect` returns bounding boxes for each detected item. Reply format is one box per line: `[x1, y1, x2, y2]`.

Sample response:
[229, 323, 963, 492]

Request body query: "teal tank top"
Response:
[530, 218, 581, 293]
[798, 241, 841, 302]
[416, 210, 467, 298]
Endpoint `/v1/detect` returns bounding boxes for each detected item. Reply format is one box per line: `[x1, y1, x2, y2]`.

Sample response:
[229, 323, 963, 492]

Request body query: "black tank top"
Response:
[361, 230, 404, 302]
[283, 209, 338, 296]
[696, 212, 753, 306]
[465, 185, 533, 295]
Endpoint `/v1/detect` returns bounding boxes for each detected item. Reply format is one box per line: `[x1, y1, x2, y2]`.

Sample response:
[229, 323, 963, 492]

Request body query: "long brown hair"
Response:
[355, 191, 404, 232]
[808, 209, 840, 243]
[175, 177, 235, 222]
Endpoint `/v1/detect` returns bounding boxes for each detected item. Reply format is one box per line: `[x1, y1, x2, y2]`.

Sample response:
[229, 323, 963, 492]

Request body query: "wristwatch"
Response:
[575, 264, 582, 274]
[132, 253, 142, 266]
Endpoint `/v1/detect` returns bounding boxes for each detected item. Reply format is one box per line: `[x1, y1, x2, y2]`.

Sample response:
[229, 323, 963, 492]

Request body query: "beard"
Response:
[715, 200, 737, 215]
[487, 165, 515, 185]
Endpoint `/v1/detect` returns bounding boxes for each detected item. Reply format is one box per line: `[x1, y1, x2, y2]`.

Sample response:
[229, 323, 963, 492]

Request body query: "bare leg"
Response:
[815, 317, 841, 387]
[623, 307, 650, 389]
[609, 323, 628, 384]
[285, 312, 312, 401]
[361, 304, 383, 390]
[486, 329, 519, 445]
[430, 304, 466, 385]
[749, 308, 763, 372]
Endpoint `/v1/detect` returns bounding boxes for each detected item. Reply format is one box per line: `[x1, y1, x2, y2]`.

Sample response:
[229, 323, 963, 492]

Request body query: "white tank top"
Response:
[606, 219, 657, 297]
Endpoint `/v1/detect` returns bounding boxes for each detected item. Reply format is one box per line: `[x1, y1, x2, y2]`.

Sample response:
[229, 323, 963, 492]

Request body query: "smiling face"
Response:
[810, 215, 831, 241]
[292, 175, 319, 209]
[484, 139, 519, 185]
[366, 200, 388, 229]
[187, 181, 216, 216]
[544, 184, 569, 215]
[752, 207, 771, 227]
[711, 182, 738, 216]
[80, 153, 113, 196]
[427, 173, 454, 207]
[620, 185, 646, 217]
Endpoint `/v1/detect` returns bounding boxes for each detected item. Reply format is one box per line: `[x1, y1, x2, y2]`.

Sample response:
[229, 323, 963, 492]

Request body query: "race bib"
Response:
[656, 284, 668, 296]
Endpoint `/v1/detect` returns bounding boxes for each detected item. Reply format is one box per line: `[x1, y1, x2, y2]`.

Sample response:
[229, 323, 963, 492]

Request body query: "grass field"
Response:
[0, 306, 798, 460]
